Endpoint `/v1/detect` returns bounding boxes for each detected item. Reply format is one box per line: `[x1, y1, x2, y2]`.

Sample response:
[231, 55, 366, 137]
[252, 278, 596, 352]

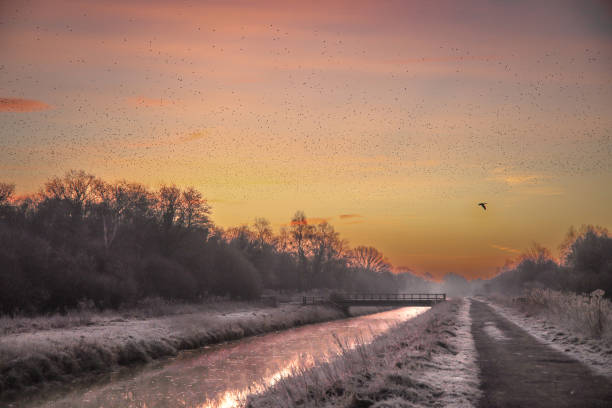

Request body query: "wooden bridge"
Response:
[302, 293, 446, 308]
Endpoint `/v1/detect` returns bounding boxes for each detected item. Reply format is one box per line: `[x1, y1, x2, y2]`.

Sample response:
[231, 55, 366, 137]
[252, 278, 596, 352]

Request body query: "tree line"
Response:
[3, 170, 607, 314]
[0, 170, 428, 315]
[484, 225, 612, 296]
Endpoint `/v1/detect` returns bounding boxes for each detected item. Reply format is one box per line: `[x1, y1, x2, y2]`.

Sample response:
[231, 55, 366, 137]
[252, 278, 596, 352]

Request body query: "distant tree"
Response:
[0, 182, 15, 205]
[92, 179, 118, 249]
[290, 211, 311, 260]
[310, 221, 346, 279]
[225, 225, 255, 250]
[43, 170, 97, 221]
[349, 246, 391, 273]
[560, 225, 612, 294]
[0, 170, 442, 313]
[520, 242, 554, 265]
[0, 182, 16, 221]
[180, 187, 210, 229]
[276, 226, 290, 252]
[93, 180, 153, 250]
[290, 211, 315, 289]
[394, 265, 414, 274]
[485, 242, 562, 294]
[253, 217, 273, 247]
[157, 185, 182, 230]
[562, 225, 611, 274]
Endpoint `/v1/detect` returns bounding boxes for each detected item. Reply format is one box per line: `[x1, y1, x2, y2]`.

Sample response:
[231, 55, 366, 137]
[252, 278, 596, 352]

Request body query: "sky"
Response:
[1, 0, 611, 280]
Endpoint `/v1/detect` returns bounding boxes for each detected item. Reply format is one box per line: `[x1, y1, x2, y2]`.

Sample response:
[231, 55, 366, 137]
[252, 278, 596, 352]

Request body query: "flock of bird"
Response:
[0, 3, 610, 208]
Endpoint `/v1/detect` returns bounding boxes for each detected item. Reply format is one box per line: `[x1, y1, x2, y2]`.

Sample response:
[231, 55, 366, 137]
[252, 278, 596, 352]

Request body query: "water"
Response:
[24, 307, 427, 408]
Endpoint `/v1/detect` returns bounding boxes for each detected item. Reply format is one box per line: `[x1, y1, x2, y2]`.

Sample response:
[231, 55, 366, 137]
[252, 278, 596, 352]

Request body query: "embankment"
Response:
[0, 301, 356, 399]
[246, 299, 481, 407]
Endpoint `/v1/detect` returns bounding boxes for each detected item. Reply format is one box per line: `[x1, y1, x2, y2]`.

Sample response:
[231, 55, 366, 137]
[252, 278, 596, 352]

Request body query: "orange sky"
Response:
[1, 0, 611, 279]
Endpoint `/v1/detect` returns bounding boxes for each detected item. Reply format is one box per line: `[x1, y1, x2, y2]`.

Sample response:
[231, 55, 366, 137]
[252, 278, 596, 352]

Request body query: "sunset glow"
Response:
[1, 0, 611, 279]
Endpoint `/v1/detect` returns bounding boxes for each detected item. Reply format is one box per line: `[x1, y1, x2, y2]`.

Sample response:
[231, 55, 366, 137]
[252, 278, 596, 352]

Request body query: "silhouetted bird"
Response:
[478, 202, 487, 210]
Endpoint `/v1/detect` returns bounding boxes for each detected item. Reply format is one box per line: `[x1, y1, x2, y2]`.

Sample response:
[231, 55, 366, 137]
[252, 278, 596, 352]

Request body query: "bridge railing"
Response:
[337, 293, 446, 302]
[302, 293, 446, 305]
[302, 296, 327, 305]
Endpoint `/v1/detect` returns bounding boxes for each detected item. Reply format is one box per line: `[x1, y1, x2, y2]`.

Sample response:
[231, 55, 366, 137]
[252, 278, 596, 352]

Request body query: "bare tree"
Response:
[157, 185, 182, 229]
[43, 170, 96, 220]
[520, 242, 553, 264]
[290, 211, 314, 261]
[224, 225, 255, 250]
[0, 182, 15, 205]
[290, 211, 315, 289]
[560, 225, 611, 273]
[156, 185, 210, 230]
[350, 246, 391, 273]
[253, 217, 273, 247]
[180, 187, 210, 229]
[93, 180, 153, 249]
[559, 225, 610, 265]
[93, 179, 117, 249]
[310, 221, 342, 275]
[276, 226, 290, 252]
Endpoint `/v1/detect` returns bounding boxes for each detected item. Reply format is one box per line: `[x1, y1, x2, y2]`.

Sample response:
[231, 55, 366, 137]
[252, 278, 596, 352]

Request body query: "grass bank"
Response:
[487, 289, 612, 340]
[246, 299, 481, 407]
[0, 298, 361, 399]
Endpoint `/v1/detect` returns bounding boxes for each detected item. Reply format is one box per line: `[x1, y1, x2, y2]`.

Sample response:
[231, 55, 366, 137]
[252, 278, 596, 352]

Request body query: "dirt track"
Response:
[470, 300, 612, 408]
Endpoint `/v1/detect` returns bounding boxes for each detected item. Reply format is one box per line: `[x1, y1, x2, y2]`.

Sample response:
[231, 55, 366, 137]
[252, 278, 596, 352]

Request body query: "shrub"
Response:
[213, 245, 262, 299]
[139, 256, 198, 300]
[524, 288, 612, 339]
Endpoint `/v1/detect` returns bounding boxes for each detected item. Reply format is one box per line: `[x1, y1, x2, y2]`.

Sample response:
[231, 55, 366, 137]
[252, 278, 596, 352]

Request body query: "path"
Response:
[470, 299, 612, 408]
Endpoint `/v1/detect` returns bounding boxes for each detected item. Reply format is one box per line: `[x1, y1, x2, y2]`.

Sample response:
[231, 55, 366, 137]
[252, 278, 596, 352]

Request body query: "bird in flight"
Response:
[478, 202, 487, 210]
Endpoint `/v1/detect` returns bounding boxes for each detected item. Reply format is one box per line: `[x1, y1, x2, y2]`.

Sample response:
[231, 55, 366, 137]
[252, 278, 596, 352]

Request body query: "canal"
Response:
[20, 306, 428, 408]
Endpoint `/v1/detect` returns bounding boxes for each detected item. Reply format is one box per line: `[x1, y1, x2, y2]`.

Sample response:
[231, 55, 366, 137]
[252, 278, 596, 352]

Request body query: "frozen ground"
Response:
[471, 299, 612, 407]
[0, 299, 270, 336]
[418, 299, 481, 408]
[479, 297, 612, 380]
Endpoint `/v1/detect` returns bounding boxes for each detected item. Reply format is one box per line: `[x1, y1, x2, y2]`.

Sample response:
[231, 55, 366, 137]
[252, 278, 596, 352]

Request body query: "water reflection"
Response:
[26, 307, 427, 408]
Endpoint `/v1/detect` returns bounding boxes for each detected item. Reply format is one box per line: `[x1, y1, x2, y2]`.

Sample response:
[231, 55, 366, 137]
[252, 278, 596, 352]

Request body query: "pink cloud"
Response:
[490, 244, 521, 254]
[339, 214, 363, 219]
[0, 98, 51, 112]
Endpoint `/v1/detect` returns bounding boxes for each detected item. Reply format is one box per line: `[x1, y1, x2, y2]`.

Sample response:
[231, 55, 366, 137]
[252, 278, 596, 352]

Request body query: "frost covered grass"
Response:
[0, 300, 347, 399]
[492, 289, 612, 340]
[483, 291, 612, 379]
[246, 299, 480, 408]
[527, 288, 612, 339]
[0, 297, 272, 336]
